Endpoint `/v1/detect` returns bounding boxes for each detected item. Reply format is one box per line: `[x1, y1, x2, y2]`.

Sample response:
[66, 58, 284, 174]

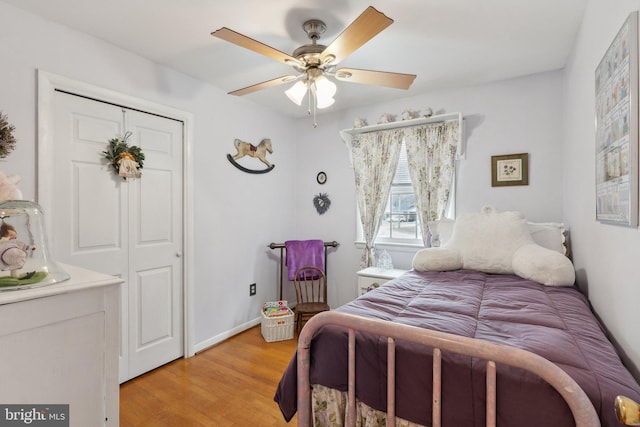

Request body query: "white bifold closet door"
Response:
[52, 91, 184, 383]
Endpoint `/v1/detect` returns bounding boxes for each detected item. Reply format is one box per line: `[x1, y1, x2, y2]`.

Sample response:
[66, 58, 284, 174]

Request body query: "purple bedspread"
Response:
[274, 269, 640, 426]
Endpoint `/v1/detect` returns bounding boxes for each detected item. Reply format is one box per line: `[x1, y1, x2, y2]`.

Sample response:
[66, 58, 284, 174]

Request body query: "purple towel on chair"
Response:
[285, 240, 325, 281]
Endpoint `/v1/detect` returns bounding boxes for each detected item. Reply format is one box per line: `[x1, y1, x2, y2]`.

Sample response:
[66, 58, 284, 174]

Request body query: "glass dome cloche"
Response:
[0, 200, 69, 290]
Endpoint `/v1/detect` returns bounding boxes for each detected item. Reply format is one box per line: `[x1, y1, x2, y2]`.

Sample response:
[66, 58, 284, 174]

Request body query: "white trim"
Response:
[194, 317, 262, 353]
[36, 70, 196, 358]
[354, 240, 423, 252]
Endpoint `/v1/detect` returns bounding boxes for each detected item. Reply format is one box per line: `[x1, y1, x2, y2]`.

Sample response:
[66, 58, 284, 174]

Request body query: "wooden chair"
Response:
[292, 266, 330, 333]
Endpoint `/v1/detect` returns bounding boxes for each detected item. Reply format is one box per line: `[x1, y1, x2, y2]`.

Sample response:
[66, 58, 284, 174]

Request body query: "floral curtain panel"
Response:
[405, 120, 459, 246]
[351, 129, 403, 267]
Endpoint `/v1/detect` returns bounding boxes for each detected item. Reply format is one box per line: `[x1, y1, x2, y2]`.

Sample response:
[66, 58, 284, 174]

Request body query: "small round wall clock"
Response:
[316, 171, 327, 185]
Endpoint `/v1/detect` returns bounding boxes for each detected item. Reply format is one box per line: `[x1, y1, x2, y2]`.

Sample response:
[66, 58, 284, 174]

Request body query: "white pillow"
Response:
[513, 244, 575, 286]
[415, 206, 575, 286]
[526, 222, 568, 255]
[447, 208, 534, 274]
[428, 219, 568, 255]
[412, 248, 461, 271]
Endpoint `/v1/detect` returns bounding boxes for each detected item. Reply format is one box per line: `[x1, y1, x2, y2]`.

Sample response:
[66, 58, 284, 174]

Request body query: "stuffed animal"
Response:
[412, 206, 575, 286]
[401, 110, 419, 120]
[353, 118, 368, 128]
[0, 222, 35, 279]
[377, 113, 395, 124]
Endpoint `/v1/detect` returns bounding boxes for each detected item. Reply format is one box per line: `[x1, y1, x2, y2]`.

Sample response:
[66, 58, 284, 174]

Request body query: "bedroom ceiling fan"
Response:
[211, 6, 416, 126]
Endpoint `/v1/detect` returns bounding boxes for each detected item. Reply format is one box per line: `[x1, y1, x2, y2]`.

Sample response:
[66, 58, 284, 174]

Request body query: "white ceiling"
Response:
[4, 0, 588, 118]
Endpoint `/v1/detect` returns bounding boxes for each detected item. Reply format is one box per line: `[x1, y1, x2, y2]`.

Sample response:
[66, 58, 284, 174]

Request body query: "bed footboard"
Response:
[297, 311, 600, 427]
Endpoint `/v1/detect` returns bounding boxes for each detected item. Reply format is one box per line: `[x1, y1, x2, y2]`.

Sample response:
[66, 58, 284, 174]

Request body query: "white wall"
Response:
[0, 2, 298, 348]
[295, 71, 566, 307]
[563, 0, 640, 377]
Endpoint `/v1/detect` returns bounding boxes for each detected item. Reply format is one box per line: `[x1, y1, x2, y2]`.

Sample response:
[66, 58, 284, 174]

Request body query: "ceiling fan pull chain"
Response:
[307, 84, 312, 116]
[311, 84, 318, 128]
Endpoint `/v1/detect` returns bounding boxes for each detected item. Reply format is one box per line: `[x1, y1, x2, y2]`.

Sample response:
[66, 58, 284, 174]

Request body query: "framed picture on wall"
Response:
[595, 11, 639, 227]
[491, 153, 529, 187]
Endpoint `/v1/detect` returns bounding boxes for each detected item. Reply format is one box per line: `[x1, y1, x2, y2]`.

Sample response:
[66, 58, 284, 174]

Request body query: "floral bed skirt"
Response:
[312, 384, 425, 427]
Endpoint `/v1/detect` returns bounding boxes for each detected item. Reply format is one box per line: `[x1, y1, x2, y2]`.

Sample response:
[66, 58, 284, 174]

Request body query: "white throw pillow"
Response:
[513, 244, 575, 287]
[414, 206, 575, 286]
[412, 248, 462, 271]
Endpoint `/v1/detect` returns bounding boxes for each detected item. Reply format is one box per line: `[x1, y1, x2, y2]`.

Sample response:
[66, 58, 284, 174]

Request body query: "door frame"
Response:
[36, 70, 196, 358]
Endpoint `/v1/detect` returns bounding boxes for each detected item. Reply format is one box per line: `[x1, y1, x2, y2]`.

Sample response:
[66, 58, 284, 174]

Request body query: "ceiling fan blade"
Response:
[321, 6, 393, 65]
[211, 27, 302, 67]
[228, 75, 299, 96]
[335, 68, 416, 90]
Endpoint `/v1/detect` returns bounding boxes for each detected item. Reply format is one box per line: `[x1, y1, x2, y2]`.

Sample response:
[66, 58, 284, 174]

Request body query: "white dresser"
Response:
[0, 264, 121, 426]
[357, 267, 407, 296]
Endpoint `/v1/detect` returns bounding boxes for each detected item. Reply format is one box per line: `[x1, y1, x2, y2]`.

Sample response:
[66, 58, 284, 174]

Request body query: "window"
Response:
[376, 140, 422, 243]
[349, 114, 461, 250]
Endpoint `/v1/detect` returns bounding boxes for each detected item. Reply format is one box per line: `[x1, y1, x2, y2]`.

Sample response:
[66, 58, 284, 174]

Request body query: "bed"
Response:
[274, 208, 640, 427]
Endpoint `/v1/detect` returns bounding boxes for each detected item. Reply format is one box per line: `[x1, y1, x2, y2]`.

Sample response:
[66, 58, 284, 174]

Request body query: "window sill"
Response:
[354, 240, 424, 254]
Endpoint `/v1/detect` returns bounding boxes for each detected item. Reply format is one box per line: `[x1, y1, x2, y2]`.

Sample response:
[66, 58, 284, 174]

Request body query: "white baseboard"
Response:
[193, 317, 262, 354]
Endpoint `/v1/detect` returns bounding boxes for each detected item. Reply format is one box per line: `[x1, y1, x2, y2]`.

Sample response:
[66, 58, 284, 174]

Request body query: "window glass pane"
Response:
[384, 186, 419, 239]
[378, 140, 421, 241]
[393, 145, 411, 185]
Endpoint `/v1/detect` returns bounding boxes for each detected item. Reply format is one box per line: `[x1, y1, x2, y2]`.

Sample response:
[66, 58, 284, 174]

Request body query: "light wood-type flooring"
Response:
[120, 326, 298, 426]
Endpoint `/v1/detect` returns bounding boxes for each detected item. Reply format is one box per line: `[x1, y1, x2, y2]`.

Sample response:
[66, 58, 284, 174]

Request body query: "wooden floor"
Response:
[120, 326, 298, 426]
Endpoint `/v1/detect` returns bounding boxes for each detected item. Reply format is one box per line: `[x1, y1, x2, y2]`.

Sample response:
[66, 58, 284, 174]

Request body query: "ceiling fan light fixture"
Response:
[212, 7, 415, 126]
[312, 76, 336, 109]
[314, 75, 337, 98]
[285, 80, 308, 106]
[315, 94, 335, 109]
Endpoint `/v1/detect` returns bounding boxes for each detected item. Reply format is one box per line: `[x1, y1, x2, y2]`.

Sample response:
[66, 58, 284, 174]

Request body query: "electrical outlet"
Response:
[249, 283, 256, 296]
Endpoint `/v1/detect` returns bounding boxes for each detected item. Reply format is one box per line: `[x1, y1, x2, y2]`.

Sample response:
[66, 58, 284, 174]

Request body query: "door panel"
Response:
[52, 91, 183, 383]
[137, 267, 173, 346]
[138, 169, 172, 243]
[126, 110, 183, 379]
[75, 162, 121, 250]
[53, 94, 127, 276]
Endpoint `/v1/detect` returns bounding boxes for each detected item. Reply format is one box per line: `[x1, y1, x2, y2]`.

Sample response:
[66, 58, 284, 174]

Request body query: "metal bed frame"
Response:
[297, 311, 600, 427]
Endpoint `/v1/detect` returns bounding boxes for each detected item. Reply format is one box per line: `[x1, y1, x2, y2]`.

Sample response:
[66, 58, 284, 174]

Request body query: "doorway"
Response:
[37, 71, 195, 383]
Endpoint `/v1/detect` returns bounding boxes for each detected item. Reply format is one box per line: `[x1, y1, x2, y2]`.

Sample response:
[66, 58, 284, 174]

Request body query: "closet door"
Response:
[125, 110, 184, 379]
[51, 91, 184, 382]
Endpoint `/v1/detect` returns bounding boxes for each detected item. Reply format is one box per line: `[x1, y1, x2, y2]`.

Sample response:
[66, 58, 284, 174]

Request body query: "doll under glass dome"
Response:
[0, 200, 69, 290]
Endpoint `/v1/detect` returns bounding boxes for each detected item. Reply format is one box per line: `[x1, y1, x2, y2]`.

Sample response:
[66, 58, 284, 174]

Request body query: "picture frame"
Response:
[595, 11, 639, 227]
[491, 153, 529, 187]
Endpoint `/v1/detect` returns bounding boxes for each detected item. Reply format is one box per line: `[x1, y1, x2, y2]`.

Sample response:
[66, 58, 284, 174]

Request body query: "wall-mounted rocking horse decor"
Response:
[227, 138, 275, 174]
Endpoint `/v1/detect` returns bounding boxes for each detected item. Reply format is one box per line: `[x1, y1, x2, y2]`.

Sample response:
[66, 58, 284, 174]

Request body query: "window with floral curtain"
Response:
[347, 116, 461, 256]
